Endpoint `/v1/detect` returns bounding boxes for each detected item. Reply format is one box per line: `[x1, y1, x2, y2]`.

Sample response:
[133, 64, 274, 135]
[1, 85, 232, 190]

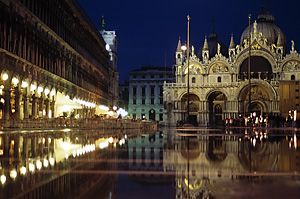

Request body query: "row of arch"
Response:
[0, 69, 97, 121]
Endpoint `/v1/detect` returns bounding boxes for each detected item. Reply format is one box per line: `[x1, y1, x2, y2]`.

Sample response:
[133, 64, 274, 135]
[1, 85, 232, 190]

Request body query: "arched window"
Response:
[192, 77, 196, 83]
[291, 75, 295, 80]
[218, 76, 221, 82]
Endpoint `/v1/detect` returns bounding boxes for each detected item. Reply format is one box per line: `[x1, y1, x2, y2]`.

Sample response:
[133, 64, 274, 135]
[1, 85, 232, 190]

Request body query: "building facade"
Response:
[0, 0, 118, 121]
[164, 8, 300, 126]
[128, 66, 173, 121]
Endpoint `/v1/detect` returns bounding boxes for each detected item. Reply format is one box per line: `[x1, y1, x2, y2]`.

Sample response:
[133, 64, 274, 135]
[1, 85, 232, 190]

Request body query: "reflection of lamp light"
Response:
[0, 174, 6, 185]
[43, 159, 49, 168]
[10, 169, 17, 179]
[36, 160, 42, 170]
[2, 73, 8, 81]
[20, 166, 27, 175]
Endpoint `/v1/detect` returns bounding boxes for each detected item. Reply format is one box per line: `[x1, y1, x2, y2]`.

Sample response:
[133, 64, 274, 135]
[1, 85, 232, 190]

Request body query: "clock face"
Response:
[105, 44, 110, 51]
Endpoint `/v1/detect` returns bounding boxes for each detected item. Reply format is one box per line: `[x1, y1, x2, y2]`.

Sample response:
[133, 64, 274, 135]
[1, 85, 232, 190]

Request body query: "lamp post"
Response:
[248, 14, 251, 116]
[187, 15, 190, 123]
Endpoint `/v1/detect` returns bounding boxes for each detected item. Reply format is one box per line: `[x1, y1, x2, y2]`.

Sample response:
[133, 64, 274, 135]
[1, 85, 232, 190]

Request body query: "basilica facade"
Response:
[163, 9, 300, 126]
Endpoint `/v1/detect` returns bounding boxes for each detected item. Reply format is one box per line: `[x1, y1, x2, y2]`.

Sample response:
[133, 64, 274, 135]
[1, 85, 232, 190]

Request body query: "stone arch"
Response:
[184, 62, 203, 75]
[238, 81, 276, 115]
[208, 62, 230, 73]
[206, 90, 228, 125]
[236, 50, 277, 74]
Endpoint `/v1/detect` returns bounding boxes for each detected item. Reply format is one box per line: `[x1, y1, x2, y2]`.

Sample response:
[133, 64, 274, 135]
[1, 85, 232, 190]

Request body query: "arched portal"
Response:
[239, 84, 270, 116]
[208, 91, 227, 125]
[149, 109, 155, 121]
[181, 93, 200, 126]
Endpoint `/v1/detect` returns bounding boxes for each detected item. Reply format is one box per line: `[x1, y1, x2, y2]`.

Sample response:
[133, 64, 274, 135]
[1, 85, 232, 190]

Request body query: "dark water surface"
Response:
[0, 127, 299, 199]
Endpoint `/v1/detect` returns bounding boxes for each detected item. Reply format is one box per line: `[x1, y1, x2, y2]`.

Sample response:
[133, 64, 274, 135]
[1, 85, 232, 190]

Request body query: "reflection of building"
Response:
[0, 0, 118, 121]
[126, 132, 168, 183]
[163, 129, 299, 199]
[0, 130, 118, 198]
[164, 5, 300, 126]
[128, 66, 173, 121]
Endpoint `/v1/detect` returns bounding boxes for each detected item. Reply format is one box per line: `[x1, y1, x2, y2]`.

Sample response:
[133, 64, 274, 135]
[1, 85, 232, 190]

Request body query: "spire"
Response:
[203, 36, 209, 51]
[100, 15, 105, 31]
[277, 32, 283, 47]
[266, 0, 269, 13]
[176, 37, 182, 52]
[229, 34, 235, 49]
[260, 0, 264, 14]
[212, 17, 215, 33]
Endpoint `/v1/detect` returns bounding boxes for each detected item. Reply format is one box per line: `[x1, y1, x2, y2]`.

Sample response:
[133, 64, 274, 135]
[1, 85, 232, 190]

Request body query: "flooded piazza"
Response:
[0, 127, 299, 199]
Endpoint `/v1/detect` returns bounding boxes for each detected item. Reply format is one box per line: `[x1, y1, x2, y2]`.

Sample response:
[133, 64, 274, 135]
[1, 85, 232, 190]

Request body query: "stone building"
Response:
[0, 0, 118, 121]
[163, 7, 300, 126]
[128, 66, 173, 121]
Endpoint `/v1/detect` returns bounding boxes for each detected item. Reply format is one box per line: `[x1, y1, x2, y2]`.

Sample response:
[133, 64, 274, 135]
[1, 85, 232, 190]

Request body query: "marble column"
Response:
[3, 89, 10, 120]
[32, 95, 38, 118]
[24, 95, 30, 119]
[14, 88, 21, 120]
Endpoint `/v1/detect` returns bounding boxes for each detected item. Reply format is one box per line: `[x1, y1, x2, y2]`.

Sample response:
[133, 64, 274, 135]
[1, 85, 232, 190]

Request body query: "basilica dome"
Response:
[240, 11, 287, 54]
[197, 31, 229, 60]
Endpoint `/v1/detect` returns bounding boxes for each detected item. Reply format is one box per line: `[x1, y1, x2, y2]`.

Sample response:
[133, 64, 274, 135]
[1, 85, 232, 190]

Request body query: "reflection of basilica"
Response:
[164, 5, 300, 126]
[163, 130, 299, 199]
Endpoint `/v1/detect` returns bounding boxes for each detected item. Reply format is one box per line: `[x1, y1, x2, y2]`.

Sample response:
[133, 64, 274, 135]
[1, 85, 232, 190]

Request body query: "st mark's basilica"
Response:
[163, 6, 300, 126]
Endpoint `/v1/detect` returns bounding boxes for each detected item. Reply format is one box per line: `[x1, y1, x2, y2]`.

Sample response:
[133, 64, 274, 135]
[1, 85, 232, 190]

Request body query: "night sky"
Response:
[77, 0, 300, 83]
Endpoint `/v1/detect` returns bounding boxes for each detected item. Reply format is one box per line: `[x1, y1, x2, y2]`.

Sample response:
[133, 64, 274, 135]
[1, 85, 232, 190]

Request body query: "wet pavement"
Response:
[0, 127, 299, 198]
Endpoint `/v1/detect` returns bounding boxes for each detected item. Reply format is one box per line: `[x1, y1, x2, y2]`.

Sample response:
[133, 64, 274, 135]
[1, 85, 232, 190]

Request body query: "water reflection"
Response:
[0, 128, 299, 198]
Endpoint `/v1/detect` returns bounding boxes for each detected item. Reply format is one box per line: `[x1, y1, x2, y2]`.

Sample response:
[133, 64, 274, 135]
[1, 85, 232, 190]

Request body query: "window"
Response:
[151, 75, 154, 78]
[160, 98, 163, 104]
[159, 114, 163, 121]
[192, 77, 196, 83]
[291, 75, 295, 80]
[142, 99, 145, 104]
[218, 76, 221, 82]
[160, 86, 163, 96]
[133, 99, 136, 104]
[151, 98, 154, 104]
[142, 86, 146, 96]
[133, 87, 136, 96]
[151, 86, 155, 96]
[133, 114, 136, 118]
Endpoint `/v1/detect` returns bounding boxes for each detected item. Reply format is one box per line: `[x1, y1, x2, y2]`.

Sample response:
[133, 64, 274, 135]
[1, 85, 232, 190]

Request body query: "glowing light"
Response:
[44, 88, 50, 95]
[0, 175, 6, 185]
[108, 111, 114, 116]
[21, 81, 28, 88]
[30, 84, 36, 92]
[105, 43, 110, 51]
[20, 166, 27, 175]
[38, 86, 43, 93]
[99, 141, 109, 149]
[36, 160, 42, 170]
[50, 90, 55, 96]
[113, 106, 117, 111]
[43, 159, 49, 168]
[29, 163, 35, 173]
[10, 169, 17, 179]
[181, 45, 187, 51]
[49, 157, 55, 166]
[12, 77, 19, 85]
[65, 154, 69, 159]
[99, 105, 109, 111]
[108, 137, 114, 144]
[65, 95, 69, 100]
[253, 138, 256, 147]
[2, 73, 8, 81]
